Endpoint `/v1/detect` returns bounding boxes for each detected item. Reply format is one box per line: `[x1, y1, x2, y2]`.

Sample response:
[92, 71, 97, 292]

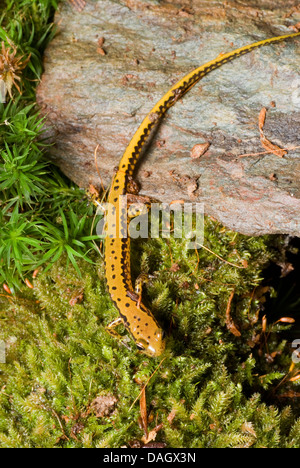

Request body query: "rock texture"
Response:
[37, 0, 300, 236]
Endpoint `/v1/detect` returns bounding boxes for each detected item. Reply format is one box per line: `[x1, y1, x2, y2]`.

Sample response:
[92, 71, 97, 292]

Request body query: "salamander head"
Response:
[135, 328, 165, 357]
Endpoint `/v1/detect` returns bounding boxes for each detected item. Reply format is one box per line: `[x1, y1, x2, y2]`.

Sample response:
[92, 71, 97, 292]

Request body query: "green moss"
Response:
[0, 222, 299, 448]
[1, 0, 299, 449]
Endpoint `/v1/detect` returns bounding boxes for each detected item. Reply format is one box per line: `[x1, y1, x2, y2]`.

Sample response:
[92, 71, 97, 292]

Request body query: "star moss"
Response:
[0, 224, 300, 448]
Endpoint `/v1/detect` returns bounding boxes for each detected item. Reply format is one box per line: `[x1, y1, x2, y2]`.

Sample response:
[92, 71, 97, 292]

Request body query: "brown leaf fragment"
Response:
[97, 47, 107, 56]
[258, 107, 287, 158]
[260, 135, 287, 158]
[258, 107, 267, 131]
[98, 37, 105, 48]
[190, 142, 210, 159]
[139, 387, 148, 440]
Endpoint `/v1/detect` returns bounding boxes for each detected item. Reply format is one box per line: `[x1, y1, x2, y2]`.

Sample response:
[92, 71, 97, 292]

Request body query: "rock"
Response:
[36, 0, 300, 236]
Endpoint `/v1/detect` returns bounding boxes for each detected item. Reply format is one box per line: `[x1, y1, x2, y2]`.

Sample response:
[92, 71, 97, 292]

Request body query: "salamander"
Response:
[102, 31, 300, 357]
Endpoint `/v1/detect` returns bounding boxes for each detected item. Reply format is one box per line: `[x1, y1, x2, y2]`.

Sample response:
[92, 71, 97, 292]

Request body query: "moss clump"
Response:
[0, 221, 299, 448]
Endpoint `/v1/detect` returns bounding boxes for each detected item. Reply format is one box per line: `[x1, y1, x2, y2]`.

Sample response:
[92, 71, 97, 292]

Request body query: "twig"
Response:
[238, 145, 300, 159]
[129, 357, 166, 411]
[198, 243, 246, 269]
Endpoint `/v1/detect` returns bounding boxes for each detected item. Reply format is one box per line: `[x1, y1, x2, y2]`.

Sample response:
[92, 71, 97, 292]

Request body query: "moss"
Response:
[0, 220, 299, 448]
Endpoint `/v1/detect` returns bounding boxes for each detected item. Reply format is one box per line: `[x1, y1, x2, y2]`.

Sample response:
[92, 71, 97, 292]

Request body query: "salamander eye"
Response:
[136, 343, 145, 351]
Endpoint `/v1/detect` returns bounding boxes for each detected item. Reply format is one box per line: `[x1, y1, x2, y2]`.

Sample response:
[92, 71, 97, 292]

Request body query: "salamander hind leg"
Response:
[134, 272, 155, 308]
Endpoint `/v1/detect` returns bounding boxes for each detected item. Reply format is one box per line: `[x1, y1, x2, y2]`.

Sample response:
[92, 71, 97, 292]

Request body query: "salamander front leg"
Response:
[106, 317, 131, 350]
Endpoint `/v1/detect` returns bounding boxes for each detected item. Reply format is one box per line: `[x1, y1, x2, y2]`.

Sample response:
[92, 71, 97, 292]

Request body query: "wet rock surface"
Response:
[37, 0, 300, 236]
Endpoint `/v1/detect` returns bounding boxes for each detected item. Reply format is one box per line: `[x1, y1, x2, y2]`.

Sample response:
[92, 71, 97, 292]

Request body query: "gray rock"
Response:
[37, 0, 300, 236]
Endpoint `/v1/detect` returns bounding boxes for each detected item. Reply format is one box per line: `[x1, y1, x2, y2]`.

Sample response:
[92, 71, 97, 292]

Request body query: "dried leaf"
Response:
[97, 47, 107, 56]
[98, 37, 105, 47]
[258, 107, 267, 131]
[190, 142, 210, 159]
[139, 387, 148, 440]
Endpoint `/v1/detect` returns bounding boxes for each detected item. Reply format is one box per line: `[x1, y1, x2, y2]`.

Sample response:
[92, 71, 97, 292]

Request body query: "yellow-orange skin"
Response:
[104, 32, 300, 357]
